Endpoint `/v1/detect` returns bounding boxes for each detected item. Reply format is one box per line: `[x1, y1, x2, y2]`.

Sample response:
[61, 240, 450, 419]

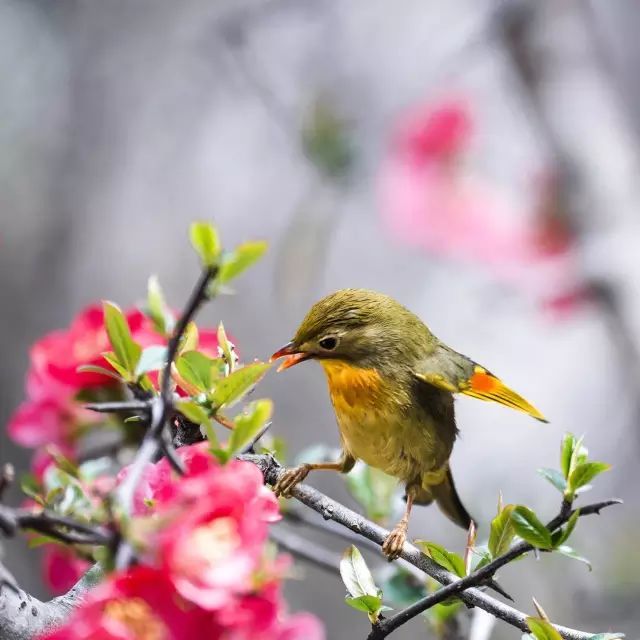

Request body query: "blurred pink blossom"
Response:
[379, 98, 590, 317]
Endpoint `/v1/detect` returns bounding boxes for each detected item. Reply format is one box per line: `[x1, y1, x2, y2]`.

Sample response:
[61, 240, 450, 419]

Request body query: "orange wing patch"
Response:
[462, 366, 548, 423]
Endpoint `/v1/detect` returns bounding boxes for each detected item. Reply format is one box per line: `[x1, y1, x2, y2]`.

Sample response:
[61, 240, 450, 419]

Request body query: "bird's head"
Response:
[271, 289, 430, 371]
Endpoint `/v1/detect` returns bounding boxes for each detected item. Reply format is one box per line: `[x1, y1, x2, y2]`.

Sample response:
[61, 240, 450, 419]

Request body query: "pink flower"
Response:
[8, 304, 224, 454]
[42, 546, 91, 595]
[117, 445, 280, 610]
[37, 564, 323, 640]
[276, 613, 325, 640]
[37, 566, 212, 640]
[379, 98, 588, 317]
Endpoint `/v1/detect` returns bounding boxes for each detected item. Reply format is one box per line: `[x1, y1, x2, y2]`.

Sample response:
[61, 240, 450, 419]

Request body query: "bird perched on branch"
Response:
[271, 289, 546, 559]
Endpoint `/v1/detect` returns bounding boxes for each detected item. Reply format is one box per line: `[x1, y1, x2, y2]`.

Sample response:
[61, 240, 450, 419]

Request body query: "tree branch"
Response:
[114, 265, 218, 568]
[0, 564, 103, 640]
[241, 453, 619, 640]
[367, 499, 622, 639]
[270, 525, 341, 575]
[0, 505, 114, 547]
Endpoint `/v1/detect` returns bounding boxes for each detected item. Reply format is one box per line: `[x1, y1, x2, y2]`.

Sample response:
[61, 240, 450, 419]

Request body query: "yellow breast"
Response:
[320, 360, 447, 484]
[320, 360, 387, 412]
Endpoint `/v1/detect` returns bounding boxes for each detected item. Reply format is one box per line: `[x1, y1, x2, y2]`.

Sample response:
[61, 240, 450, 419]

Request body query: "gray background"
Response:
[1, 1, 639, 638]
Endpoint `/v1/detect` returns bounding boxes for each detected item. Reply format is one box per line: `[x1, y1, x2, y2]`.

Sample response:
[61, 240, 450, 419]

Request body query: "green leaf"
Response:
[210, 362, 271, 408]
[176, 399, 211, 426]
[415, 541, 466, 577]
[175, 399, 219, 449]
[217, 322, 236, 374]
[552, 509, 580, 548]
[176, 350, 218, 392]
[20, 474, 43, 503]
[178, 322, 199, 355]
[560, 433, 577, 479]
[511, 506, 552, 549]
[568, 462, 610, 493]
[145, 275, 174, 336]
[537, 468, 567, 493]
[137, 374, 155, 393]
[102, 352, 130, 379]
[344, 594, 383, 614]
[28, 534, 66, 548]
[489, 504, 516, 558]
[102, 302, 141, 376]
[190, 221, 221, 267]
[340, 545, 378, 598]
[555, 545, 592, 570]
[47, 449, 79, 478]
[526, 617, 563, 640]
[76, 364, 123, 381]
[473, 550, 492, 571]
[568, 435, 586, 478]
[135, 345, 167, 377]
[344, 594, 386, 623]
[218, 241, 268, 285]
[228, 399, 273, 456]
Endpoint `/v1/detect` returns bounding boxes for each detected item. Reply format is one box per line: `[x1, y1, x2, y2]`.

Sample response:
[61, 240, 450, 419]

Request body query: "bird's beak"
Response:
[270, 341, 311, 372]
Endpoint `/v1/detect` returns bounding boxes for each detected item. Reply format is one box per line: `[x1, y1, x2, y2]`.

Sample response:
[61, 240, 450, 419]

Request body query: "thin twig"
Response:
[241, 453, 617, 640]
[270, 525, 341, 575]
[114, 265, 218, 568]
[0, 506, 114, 547]
[367, 498, 622, 638]
[85, 400, 150, 414]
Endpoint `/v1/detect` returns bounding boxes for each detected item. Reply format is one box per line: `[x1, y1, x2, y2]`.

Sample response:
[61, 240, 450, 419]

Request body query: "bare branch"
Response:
[84, 400, 150, 414]
[242, 453, 618, 640]
[367, 498, 621, 638]
[0, 564, 103, 640]
[270, 525, 341, 575]
[114, 265, 218, 568]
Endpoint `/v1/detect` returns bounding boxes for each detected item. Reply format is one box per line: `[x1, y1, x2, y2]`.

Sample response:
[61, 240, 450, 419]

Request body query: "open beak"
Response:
[270, 341, 311, 372]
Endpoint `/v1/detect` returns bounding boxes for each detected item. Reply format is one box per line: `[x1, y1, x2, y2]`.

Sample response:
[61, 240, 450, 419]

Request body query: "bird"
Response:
[270, 289, 546, 559]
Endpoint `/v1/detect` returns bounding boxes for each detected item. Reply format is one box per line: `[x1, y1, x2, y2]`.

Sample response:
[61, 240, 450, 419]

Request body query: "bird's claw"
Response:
[382, 525, 407, 560]
[273, 464, 311, 498]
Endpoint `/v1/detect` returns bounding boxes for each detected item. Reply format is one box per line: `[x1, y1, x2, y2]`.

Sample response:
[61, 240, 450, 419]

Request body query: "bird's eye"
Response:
[319, 336, 338, 350]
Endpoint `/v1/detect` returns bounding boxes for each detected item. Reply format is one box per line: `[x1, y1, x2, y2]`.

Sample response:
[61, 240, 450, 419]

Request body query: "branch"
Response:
[241, 453, 618, 640]
[84, 400, 150, 414]
[0, 564, 103, 640]
[0, 505, 114, 547]
[270, 525, 341, 575]
[114, 265, 218, 567]
[367, 499, 622, 639]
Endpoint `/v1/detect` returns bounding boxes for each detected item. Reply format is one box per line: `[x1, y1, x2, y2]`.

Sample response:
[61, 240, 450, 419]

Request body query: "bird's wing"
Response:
[413, 343, 547, 422]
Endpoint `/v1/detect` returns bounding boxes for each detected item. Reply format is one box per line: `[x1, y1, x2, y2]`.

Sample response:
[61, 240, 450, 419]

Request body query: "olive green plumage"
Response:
[290, 288, 472, 528]
[272, 288, 545, 556]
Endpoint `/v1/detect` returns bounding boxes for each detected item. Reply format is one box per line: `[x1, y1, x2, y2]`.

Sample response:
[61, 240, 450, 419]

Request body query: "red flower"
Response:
[37, 564, 323, 640]
[31, 306, 154, 388]
[8, 304, 224, 454]
[37, 566, 212, 640]
[42, 545, 91, 595]
[118, 445, 280, 609]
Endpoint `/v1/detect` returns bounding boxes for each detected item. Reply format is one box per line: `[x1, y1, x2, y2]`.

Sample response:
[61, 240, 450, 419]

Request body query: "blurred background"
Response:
[1, 0, 640, 637]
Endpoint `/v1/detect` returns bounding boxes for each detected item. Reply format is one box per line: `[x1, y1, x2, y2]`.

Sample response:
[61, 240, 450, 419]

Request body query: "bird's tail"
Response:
[414, 466, 474, 530]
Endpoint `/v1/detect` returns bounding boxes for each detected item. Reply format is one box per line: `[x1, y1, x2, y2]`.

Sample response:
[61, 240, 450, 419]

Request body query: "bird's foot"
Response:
[382, 524, 408, 560]
[273, 464, 311, 498]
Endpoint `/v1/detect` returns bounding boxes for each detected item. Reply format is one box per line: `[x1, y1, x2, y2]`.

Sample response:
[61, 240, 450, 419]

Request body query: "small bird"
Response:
[271, 289, 546, 559]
